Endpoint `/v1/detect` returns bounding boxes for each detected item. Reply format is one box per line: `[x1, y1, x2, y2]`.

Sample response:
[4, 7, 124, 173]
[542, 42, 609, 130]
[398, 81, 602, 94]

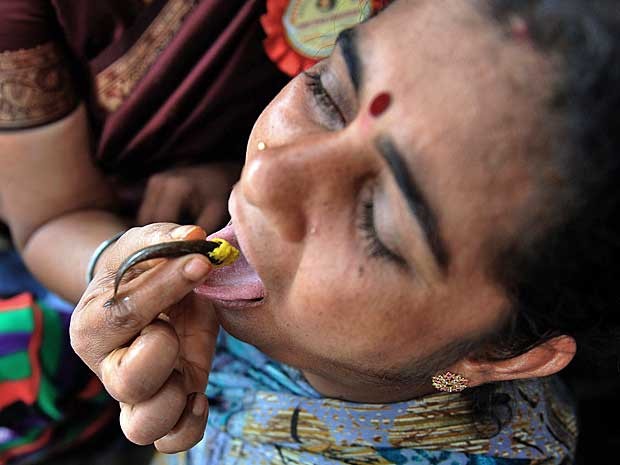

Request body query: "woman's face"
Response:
[220, 0, 552, 401]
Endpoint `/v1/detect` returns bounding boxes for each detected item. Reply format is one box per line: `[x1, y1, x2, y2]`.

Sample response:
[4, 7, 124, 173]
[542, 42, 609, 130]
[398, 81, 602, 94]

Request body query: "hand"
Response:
[70, 223, 218, 453]
[137, 163, 241, 232]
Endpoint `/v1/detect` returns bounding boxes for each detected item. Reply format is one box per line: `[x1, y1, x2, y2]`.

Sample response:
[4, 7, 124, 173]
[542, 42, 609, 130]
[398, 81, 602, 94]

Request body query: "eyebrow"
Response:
[335, 28, 362, 92]
[374, 135, 450, 270]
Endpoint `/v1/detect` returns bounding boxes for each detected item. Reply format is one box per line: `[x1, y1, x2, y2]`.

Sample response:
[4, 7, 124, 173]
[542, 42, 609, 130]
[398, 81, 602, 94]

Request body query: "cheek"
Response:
[281, 251, 434, 360]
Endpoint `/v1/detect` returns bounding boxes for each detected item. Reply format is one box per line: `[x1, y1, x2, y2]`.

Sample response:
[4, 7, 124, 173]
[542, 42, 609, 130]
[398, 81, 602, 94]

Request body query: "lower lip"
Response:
[194, 292, 264, 310]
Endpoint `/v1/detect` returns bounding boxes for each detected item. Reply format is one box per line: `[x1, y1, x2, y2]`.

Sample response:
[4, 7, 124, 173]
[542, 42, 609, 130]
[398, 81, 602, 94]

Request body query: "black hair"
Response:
[469, 0, 620, 454]
[483, 0, 620, 379]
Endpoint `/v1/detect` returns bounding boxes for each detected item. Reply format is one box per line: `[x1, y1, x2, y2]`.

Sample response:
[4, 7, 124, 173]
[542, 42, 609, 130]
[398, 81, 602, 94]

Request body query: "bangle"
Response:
[85, 230, 126, 284]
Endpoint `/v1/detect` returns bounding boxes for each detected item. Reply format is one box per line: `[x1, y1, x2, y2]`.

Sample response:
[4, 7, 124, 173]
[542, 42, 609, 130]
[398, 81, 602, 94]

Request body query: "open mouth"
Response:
[194, 223, 265, 308]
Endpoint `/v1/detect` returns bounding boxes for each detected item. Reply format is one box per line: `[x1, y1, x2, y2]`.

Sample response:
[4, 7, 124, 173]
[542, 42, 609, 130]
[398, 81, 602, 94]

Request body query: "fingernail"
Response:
[171, 225, 199, 240]
[192, 393, 207, 417]
[183, 257, 210, 281]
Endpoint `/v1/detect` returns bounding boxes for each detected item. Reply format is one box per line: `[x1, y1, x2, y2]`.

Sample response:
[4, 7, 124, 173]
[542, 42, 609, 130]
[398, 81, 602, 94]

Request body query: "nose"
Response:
[241, 132, 372, 243]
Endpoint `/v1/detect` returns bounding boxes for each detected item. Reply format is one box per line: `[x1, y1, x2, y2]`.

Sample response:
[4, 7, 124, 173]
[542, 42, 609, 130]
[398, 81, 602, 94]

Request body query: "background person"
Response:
[0, 1, 380, 462]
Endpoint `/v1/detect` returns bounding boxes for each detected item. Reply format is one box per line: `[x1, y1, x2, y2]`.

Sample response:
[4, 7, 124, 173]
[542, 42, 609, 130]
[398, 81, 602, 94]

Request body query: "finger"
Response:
[120, 371, 186, 446]
[170, 294, 219, 393]
[150, 178, 192, 224]
[196, 200, 229, 234]
[137, 176, 165, 226]
[101, 319, 179, 404]
[71, 254, 212, 372]
[161, 298, 219, 452]
[154, 392, 208, 453]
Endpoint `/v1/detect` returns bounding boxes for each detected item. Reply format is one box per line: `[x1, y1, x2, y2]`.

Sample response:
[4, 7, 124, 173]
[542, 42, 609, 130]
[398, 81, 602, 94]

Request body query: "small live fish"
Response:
[113, 238, 239, 297]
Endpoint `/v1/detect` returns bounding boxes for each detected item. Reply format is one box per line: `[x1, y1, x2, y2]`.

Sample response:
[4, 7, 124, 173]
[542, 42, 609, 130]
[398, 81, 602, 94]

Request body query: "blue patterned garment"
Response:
[152, 333, 577, 465]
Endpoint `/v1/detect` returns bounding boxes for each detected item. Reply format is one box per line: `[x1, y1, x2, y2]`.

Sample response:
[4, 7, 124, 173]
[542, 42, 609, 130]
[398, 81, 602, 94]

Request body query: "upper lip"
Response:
[233, 222, 257, 275]
[228, 189, 266, 299]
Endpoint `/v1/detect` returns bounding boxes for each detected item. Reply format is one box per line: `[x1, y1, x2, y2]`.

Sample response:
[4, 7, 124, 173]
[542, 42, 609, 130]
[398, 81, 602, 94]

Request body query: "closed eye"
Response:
[303, 71, 346, 128]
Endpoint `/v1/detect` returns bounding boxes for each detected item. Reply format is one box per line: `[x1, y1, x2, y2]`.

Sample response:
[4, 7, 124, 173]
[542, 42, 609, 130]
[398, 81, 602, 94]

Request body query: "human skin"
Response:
[70, 0, 576, 453]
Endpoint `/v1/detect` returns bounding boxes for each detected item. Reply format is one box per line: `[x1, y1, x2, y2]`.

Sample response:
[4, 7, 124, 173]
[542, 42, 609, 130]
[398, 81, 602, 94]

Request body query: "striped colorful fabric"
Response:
[0, 293, 115, 464]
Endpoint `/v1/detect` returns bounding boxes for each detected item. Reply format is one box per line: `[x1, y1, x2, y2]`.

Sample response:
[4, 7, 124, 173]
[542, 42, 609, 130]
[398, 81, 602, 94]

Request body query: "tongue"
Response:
[194, 223, 265, 301]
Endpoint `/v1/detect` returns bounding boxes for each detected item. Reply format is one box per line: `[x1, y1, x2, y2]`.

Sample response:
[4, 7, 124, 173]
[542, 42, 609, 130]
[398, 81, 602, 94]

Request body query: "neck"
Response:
[301, 368, 437, 403]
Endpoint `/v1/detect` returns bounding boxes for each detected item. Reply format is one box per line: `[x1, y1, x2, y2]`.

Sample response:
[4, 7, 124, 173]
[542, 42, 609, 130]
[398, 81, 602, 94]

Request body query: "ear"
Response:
[451, 335, 576, 387]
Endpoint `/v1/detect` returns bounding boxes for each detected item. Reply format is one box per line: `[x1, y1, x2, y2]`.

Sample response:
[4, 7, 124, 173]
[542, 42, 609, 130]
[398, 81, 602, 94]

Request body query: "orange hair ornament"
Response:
[261, 0, 391, 77]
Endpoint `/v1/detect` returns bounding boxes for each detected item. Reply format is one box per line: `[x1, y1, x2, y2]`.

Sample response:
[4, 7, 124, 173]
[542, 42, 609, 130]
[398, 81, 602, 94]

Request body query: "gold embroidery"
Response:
[386, 393, 494, 453]
[0, 42, 77, 129]
[243, 392, 496, 456]
[95, 0, 197, 112]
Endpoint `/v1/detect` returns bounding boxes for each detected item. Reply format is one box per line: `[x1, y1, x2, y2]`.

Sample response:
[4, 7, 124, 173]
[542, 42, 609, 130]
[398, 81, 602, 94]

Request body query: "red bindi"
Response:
[369, 92, 392, 117]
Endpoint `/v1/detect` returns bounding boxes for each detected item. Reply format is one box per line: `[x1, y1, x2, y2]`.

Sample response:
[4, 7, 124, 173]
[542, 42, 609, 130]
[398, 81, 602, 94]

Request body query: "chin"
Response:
[215, 304, 273, 346]
[214, 304, 306, 367]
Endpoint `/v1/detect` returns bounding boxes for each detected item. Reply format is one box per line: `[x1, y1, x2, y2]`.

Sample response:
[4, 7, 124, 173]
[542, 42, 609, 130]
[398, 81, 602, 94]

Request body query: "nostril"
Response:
[277, 212, 306, 243]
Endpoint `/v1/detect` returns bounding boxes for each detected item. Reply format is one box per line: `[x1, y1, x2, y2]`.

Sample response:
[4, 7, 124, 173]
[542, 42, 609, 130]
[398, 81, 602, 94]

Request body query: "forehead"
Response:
[358, 0, 554, 267]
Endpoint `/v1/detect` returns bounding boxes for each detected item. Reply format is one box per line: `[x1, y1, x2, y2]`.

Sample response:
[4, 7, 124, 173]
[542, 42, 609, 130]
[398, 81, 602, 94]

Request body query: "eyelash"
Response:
[358, 186, 406, 266]
[303, 71, 346, 126]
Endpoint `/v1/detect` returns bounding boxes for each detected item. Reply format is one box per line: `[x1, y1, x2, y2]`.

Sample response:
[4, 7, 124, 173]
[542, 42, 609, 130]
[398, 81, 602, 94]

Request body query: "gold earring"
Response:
[431, 371, 469, 393]
[257, 141, 267, 151]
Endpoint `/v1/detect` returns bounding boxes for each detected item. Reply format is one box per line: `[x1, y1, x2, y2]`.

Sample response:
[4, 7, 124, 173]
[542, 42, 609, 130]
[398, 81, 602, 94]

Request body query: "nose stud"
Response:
[257, 141, 267, 151]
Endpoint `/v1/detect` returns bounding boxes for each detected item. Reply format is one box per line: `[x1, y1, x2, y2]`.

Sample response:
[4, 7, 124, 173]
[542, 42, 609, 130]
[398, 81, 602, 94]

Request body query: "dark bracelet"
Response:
[85, 230, 126, 284]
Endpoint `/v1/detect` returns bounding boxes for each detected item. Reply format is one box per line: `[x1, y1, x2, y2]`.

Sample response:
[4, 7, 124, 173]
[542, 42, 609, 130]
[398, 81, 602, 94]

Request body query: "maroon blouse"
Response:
[0, 0, 288, 182]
